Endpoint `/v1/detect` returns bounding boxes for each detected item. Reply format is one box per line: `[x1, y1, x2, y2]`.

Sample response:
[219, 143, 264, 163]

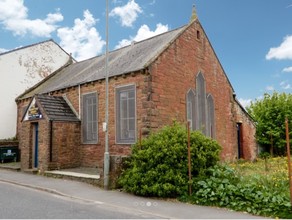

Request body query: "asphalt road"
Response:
[0, 169, 266, 219]
[0, 182, 158, 219]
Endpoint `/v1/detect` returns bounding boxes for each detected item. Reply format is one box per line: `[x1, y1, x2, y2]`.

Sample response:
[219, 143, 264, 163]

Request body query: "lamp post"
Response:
[103, 0, 110, 190]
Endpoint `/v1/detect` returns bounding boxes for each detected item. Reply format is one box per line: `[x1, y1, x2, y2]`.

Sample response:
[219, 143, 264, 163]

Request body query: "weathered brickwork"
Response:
[51, 121, 81, 169]
[17, 99, 81, 172]
[145, 21, 257, 161]
[234, 103, 257, 160]
[16, 20, 257, 172]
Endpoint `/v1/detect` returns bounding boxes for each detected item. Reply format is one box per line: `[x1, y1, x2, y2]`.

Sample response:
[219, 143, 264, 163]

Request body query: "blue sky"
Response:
[0, 0, 292, 107]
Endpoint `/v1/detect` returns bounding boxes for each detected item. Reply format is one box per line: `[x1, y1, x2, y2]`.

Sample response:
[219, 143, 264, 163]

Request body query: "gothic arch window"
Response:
[196, 72, 207, 135]
[207, 94, 215, 138]
[186, 89, 196, 130]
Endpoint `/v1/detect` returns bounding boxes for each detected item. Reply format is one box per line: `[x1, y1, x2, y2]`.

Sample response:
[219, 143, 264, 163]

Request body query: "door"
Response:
[33, 123, 39, 168]
[237, 123, 242, 159]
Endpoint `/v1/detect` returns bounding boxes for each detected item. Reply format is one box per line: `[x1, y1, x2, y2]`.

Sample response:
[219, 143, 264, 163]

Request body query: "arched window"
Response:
[207, 94, 215, 138]
[196, 72, 207, 135]
[186, 89, 196, 130]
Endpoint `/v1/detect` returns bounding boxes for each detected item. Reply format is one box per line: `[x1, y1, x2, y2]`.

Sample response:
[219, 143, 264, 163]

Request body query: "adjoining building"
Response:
[0, 40, 73, 139]
[16, 10, 257, 173]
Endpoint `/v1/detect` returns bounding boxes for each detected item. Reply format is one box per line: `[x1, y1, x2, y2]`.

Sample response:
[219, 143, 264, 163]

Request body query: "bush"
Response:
[118, 122, 221, 197]
[184, 164, 292, 218]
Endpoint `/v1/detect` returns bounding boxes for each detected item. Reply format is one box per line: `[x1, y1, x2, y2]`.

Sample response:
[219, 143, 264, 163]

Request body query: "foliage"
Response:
[0, 136, 18, 142]
[182, 158, 292, 219]
[247, 92, 292, 156]
[118, 122, 221, 197]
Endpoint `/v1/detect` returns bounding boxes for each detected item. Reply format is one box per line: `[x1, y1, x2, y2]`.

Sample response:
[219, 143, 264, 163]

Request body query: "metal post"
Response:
[285, 118, 292, 208]
[139, 127, 142, 149]
[187, 121, 192, 195]
[103, 0, 110, 190]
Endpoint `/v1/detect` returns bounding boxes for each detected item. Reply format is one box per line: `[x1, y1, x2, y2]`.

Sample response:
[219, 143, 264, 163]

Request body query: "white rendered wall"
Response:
[0, 41, 70, 139]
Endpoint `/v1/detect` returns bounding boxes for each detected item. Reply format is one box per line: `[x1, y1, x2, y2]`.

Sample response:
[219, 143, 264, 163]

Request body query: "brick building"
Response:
[16, 13, 257, 173]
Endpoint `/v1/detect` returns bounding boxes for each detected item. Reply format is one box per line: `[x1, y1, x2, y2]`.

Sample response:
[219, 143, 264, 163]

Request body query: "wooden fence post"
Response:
[187, 121, 192, 195]
[285, 118, 292, 209]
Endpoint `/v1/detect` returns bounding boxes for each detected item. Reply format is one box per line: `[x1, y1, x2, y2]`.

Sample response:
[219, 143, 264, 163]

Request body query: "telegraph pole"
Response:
[103, 0, 110, 190]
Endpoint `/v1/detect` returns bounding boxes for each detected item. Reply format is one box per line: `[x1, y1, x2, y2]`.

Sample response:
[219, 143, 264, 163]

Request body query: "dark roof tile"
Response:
[37, 94, 79, 122]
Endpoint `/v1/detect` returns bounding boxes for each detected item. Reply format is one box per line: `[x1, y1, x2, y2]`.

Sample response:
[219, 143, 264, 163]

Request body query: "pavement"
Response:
[0, 164, 268, 219]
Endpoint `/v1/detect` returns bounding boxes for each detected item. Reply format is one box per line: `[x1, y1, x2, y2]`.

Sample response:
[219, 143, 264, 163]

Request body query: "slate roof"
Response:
[36, 94, 79, 122]
[18, 25, 187, 100]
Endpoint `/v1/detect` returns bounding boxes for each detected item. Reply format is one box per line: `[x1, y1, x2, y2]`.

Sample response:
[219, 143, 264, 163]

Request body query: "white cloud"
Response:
[0, 48, 8, 54]
[0, 0, 63, 37]
[149, 0, 156, 5]
[109, 0, 142, 27]
[57, 10, 105, 61]
[115, 23, 169, 49]
[265, 85, 275, 91]
[266, 35, 292, 60]
[282, 66, 292, 73]
[238, 98, 252, 108]
[280, 81, 291, 90]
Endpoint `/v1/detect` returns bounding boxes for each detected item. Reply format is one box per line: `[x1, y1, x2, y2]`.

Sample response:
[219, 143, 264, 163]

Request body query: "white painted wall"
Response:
[0, 40, 71, 139]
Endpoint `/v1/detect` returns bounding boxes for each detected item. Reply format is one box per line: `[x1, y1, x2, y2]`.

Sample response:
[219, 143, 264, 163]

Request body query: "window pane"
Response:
[121, 99, 128, 119]
[128, 99, 135, 117]
[82, 93, 98, 143]
[120, 118, 128, 139]
[186, 90, 195, 130]
[116, 85, 136, 143]
[128, 90, 135, 99]
[207, 94, 215, 138]
[196, 73, 206, 134]
[129, 118, 135, 131]
[120, 92, 127, 99]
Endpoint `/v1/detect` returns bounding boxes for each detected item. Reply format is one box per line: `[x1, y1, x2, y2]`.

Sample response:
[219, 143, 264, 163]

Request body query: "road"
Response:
[0, 169, 266, 219]
[0, 182, 158, 219]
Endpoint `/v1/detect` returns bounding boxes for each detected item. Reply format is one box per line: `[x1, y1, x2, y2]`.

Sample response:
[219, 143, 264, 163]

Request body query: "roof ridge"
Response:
[0, 39, 54, 56]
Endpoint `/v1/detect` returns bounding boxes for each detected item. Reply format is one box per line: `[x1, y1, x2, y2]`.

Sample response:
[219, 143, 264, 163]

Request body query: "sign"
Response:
[24, 98, 43, 121]
[28, 103, 42, 120]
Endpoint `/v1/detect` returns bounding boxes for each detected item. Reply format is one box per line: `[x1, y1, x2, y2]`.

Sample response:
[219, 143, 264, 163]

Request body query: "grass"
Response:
[228, 157, 291, 218]
[230, 157, 290, 190]
[231, 157, 288, 178]
[183, 157, 292, 218]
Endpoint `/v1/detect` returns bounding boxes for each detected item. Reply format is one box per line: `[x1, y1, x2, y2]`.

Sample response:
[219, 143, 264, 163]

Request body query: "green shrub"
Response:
[185, 164, 292, 218]
[118, 122, 221, 197]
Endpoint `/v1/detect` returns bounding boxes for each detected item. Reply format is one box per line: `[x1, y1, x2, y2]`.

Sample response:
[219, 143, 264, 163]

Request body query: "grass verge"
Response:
[180, 157, 292, 218]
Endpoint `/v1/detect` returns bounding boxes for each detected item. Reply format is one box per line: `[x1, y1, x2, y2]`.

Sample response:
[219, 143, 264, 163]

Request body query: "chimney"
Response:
[190, 4, 198, 22]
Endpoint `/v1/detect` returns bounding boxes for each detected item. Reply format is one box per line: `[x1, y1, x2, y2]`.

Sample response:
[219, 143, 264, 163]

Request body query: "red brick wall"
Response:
[51, 121, 81, 169]
[144, 20, 255, 161]
[17, 99, 81, 171]
[57, 73, 149, 169]
[234, 103, 257, 160]
[19, 119, 50, 172]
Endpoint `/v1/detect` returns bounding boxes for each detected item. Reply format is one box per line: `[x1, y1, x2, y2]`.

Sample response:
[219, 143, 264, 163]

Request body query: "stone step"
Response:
[0, 162, 21, 172]
[44, 170, 101, 186]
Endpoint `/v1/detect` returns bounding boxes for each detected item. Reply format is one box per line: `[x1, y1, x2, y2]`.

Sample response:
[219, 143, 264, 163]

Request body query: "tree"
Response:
[247, 92, 292, 156]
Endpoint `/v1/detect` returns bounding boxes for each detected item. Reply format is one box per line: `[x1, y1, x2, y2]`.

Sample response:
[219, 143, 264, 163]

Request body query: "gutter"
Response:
[49, 120, 53, 162]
